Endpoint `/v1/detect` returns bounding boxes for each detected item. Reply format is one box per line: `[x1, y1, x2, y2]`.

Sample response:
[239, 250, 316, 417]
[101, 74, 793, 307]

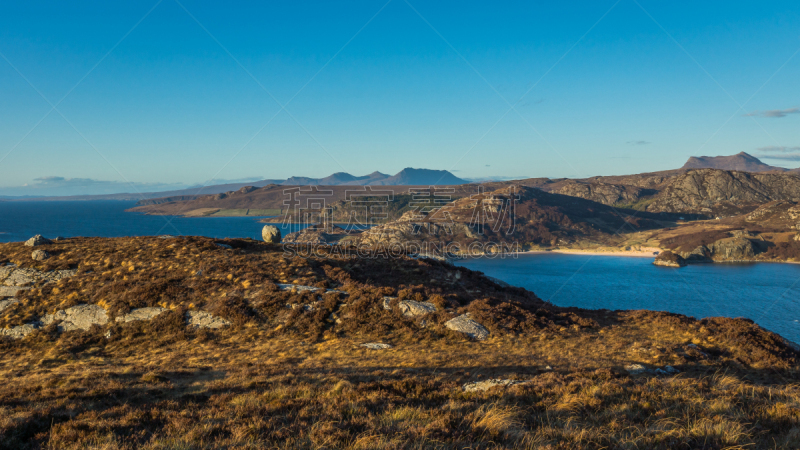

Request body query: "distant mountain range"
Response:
[681, 152, 798, 173]
[281, 168, 465, 186]
[9, 168, 468, 201]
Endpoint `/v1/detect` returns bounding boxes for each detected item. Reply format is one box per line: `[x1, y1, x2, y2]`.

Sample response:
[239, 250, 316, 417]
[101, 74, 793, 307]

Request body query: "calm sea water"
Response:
[0, 200, 315, 243]
[2, 201, 798, 342]
[457, 253, 800, 343]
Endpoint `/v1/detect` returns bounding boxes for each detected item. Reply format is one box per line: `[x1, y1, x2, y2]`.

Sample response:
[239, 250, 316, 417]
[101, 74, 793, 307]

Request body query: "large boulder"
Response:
[398, 300, 437, 317]
[31, 250, 50, 261]
[24, 235, 53, 247]
[262, 225, 282, 244]
[445, 314, 489, 340]
[42, 304, 109, 332]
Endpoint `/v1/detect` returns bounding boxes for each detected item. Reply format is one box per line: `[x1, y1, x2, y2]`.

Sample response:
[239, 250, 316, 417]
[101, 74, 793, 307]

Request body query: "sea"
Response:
[2, 200, 799, 342]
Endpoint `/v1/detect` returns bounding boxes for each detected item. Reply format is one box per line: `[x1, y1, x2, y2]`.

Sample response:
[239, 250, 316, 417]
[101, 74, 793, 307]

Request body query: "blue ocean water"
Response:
[0, 200, 314, 243]
[457, 253, 800, 343]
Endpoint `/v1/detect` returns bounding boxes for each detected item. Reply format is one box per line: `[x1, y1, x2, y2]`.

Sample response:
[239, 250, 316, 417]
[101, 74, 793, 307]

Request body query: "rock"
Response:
[360, 343, 392, 350]
[277, 283, 346, 295]
[24, 235, 53, 247]
[31, 249, 50, 261]
[625, 363, 648, 375]
[215, 243, 232, 249]
[42, 304, 109, 332]
[445, 314, 489, 340]
[0, 286, 29, 297]
[681, 245, 712, 263]
[653, 251, 686, 268]
[1, 268, 77, 287]
[0, 298, 19, 314]
[462, 379, 529, 392]
[186, 310, 230, 329]
[115, 307, 168, 323]
[382, 296, 396, 310]
[708, 237, 756, 261]
[654, 365, 680, 375]
[398, 300, 437, 317]
[262, 225, 282, 244]
[1, 323, 38, 339]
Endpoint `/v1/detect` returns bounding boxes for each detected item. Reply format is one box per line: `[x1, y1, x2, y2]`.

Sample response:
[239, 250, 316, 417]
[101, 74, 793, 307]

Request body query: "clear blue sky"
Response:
[1, 1, 799, 195]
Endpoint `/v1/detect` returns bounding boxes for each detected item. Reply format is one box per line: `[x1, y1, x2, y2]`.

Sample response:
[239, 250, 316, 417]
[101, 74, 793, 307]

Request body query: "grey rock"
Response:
[1, 323, 38, 339]
[462, 379, 530, 392]
[42, 304, 109, 332]
[708, 237, 756, 261]
[115, 307, 168, 323]
[215, 243, 232, 249]
[2, 268, 77, 287]
[24, 235, 53, 247]
[445, 314, 489, 340]
[382, 296, 396, 310]
[0, 286, 29, 298]
[398, 300, 437, 317]
[625, 363, 648, 375]
[186, 310, 230, 329]
[0, 298, 19, 314]
[262, 225, 282, 244]
[360, 343, 392, 350]
[31, 250, 50, 261]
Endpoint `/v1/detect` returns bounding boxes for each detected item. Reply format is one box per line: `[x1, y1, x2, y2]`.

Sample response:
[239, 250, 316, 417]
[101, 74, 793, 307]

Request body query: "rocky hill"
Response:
[1, 235, 798, 448]
[645, 169, 800, 215]
[346, 185, 681, 252]
[682, 151, 787, 172]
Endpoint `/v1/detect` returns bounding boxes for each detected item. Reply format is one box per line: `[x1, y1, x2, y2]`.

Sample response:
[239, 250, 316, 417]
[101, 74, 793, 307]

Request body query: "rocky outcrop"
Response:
[0, 266, 77, 287]
[653, 251, 686, 268]
[361, 343, 392, 350]
[551, 180, 651, 206]
[262, 225, 281, 244]
[397, 300, 437, 317]
[42, 304, 109, 332]
[1, 323, 38, 339]
[646, 169, 800, 215]
[708, 237, 757, 261]
[186, 311, 230, 329]
[462, 379, 530, 392]
[0, 298, 19, 314]
[445, 314, 489, 340]
[31, 250, 50, 261]
[0, 286, 29, 298]
[116, 307, 168, 323]
[24, 235, 53, 247]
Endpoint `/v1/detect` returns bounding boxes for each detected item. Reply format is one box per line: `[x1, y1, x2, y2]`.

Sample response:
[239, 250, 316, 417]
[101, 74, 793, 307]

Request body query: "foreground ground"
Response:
[1, 237, 799, 449]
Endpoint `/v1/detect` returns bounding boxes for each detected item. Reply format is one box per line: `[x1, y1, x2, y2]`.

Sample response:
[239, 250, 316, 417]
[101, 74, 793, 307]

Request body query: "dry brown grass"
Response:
[0, 237, 798, 449]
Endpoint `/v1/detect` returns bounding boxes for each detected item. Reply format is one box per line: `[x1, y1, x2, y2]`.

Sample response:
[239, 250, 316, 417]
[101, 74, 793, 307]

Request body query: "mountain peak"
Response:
[682, 153, 785, 173]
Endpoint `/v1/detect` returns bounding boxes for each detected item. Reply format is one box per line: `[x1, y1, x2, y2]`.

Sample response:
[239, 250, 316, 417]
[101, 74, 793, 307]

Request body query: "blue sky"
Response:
[1, 1, 799, 195]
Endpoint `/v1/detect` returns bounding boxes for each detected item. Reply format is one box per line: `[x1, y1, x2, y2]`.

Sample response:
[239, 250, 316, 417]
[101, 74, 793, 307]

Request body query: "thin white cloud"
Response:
[745, 108, 800, 118]
[757, 146, 800, 153]
[626, 140, 650, 145]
